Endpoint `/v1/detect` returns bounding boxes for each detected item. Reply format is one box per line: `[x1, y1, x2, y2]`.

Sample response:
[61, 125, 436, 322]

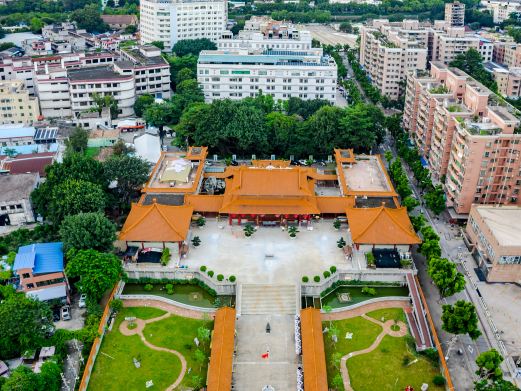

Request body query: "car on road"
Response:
[61, 305, 71, 321]
[79, 294, 87, 308]
[298, 159, 309, 166]
[52, 307, 61, 322]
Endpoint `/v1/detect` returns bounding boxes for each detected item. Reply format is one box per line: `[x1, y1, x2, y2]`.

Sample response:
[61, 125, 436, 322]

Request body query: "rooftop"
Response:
[68, 65, 130, 82]
[0, 172, 39, 202]
[198, 49, 334, 67]
[342, 156, 392, 193]
[0, 125, 35, 139]
[473, 205, 521, 247]
[13, 242, 64, 274]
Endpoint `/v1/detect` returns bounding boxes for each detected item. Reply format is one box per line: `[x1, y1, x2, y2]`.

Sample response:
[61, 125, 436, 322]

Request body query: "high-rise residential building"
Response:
[359, 20, 429, 100]
[0, 80, 40, 125]
[445, 1, 466, 27]
[139, 0, 227, 52]
[198, 21, 337, 103]
[480, 0, 521, 23]
[484, 62, 521, 99]
[403, 62, 521, 215]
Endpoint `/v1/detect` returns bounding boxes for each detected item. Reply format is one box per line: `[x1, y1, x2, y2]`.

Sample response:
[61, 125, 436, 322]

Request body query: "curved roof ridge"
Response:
[120, 202, 155, 235]
[351, 206, 383, 240]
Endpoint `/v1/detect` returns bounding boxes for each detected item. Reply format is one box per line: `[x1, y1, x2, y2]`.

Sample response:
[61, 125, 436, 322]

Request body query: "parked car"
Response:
[79, 294, 87, 308]
[52, 307, 61, 322]
[231, 160, 239, 166]
[61, 305, 71, 321]
[298, 159, 308, 166]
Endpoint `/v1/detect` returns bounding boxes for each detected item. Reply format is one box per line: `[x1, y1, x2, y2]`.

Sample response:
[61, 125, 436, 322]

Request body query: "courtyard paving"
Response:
[182, 219, 351, 284]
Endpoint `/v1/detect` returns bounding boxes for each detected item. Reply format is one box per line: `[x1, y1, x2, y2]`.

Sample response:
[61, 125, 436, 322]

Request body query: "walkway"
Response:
[340, 313, 408, 391]
[123, 298, 207, 319]
[119, 309, 186, 391]
[322, 299, 411, 321]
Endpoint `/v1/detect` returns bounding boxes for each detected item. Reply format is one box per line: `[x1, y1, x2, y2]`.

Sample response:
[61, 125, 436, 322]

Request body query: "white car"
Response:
[61, 306, 71, 321]
[78, 294, 87, 308]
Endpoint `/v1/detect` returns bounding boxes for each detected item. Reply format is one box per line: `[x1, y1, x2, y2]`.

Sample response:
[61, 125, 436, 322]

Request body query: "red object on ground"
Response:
[261, 353, 269, 359]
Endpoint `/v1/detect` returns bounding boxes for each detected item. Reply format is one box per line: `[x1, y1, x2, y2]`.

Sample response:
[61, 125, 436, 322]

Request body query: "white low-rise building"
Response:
[140, 0, 227, 52]
[197, 48, 337, 103]
[481, 0, 521, 23]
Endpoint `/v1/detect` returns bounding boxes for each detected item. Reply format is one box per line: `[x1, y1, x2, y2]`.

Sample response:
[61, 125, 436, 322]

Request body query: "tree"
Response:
[112, 139, 135, 156]
[331, 373, 344, 390]
[164, 54, 198, 85]
[38, 361, 62, 391]
[285, 97, 330, 120]
[428, 257, 466, 298]
[420, 239, 442, 261]
[65, 249, 124, 301]
[65, 127, 88, 155]
[1, 365, 40, 391]
[476, 349, 504, 380]
[474, 378, 520, 391]
[425, 185, 446, 215]
[193, 349, 207, 370]
[172, 38, 217, 56]
[133, 94, 155, 117]
[124, 24, 137, 34]
[339, 103, 385, 152]
[449, 48, 496, 90]
[175, 67, 195, 85]
[144, 101, 177, 138]
[104, 155, 151, 206]
[150, 41, 164, 50]
[60, 212, 116, 252]
[91, 92, 119, 119]
[70, 4, 109, 33]
[402, 195, 420, 212]
[48, 179, 107, 224]
[442, 300, 482, 340]
[0, 294, 52, 359]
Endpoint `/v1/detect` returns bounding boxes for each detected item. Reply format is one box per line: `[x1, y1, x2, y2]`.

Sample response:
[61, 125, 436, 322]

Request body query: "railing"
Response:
[301, 269, 414, 297]
[321, 296, 410, 313]
[124, 266, 236, 296]
[78, 281, 121, 391]
[118, 293, 217, 313]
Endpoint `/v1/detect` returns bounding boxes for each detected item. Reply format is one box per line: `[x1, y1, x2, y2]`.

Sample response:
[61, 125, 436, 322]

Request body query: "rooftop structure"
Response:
[300, 308, 328, 391]
[0, 152, 55, 176]
[13, 242, 64, 274]
[207, 307, 236, 391]
[0, 172, 39, 204]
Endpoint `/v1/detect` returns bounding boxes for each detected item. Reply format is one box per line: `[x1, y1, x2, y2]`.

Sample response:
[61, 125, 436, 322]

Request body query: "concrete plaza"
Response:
[181, 219, 351, 284]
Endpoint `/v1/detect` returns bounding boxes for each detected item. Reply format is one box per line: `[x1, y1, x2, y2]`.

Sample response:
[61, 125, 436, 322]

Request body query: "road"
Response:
[382, 135, 507, 390]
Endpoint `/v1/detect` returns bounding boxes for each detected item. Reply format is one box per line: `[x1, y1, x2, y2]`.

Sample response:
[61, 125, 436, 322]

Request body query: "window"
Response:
[22, 273, 30, 278]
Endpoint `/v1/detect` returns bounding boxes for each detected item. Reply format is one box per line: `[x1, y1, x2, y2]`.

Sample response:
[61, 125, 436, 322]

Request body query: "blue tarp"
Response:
[420, 157, 429, 168]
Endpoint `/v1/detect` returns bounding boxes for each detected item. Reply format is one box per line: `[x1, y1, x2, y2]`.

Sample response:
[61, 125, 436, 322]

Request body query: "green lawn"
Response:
[347, 335, 444, 391]
[85, 147, 100, 158]
[143, 314, 214, 389]
[89, 308, 181, 391]
[121, 306, 166, 320]
[366, 307, 407, 323]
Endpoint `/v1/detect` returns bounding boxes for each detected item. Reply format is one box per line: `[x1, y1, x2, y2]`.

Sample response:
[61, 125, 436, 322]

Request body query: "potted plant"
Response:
[160, 247, 170, 266]
[288, 226, 299, 238]
[196, 217, 206, 228]
[302, 276, 309, 283]
[244, 224, 255, 237]
[192, 236, 201, 247]
[366, 252, 376, 269]
[337, 237, 346, 248]
[333, 219, 341, 230]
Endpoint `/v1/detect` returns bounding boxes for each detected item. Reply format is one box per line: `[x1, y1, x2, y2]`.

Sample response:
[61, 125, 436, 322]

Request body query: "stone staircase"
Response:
[238, 284, 298, 315]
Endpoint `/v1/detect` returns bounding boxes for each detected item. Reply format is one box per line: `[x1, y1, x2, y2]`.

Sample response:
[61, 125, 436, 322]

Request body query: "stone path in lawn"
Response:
[118, 299, 210, 390]
[339, 312, 408, 391]
[321, 299, 410, 321]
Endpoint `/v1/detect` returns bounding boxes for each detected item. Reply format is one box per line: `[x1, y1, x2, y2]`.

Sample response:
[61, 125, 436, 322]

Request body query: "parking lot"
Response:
[53, 292, 86, 331]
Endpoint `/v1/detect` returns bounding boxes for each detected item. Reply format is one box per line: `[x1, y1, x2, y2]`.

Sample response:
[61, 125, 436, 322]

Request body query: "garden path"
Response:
[339, 313, 408, 391]
[118, 302, 203, 391]
[321, 299, 410, 321]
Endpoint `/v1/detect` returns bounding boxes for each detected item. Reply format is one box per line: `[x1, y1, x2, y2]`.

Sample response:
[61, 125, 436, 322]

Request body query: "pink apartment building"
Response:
[403, 61, 521, 217]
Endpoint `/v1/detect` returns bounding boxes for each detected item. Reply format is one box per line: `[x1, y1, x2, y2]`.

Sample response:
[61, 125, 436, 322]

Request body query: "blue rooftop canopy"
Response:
[13, 242, 64, 274]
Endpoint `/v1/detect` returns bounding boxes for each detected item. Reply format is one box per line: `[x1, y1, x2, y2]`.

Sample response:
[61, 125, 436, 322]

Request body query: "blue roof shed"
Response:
[13, 242, 64, 274]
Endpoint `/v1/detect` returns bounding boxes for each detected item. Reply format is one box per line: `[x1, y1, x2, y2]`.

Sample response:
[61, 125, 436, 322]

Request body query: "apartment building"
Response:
[140, 0, 227, 52]
[198, 48, 337, 103]
[403, 62, 521, 215]
[445, 1, 466, 27]
[431, 27, 482, 64]
[0, 80, 39, 125]
[34, 45, 170, 118]
[485, 62, 521, 98]
[502, 42, 521, 67]
[359, 20, 428, 99]
[466, 204, 521, 283]
[481, 0, 521, 23]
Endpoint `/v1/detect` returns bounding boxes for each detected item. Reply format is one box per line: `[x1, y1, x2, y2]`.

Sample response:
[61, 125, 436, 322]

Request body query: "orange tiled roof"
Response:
[301, 307, 328, 391]
[207, 307, 236, 391]
[119, 202, 193, 242]
[251, 159, 290, 168]
[185, 194, 224, 212]
[346, 206, 421, 245]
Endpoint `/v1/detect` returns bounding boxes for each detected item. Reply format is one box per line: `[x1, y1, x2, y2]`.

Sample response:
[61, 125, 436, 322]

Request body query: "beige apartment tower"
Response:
[445, 1, 465, 27]
[0, 80, 39, 125]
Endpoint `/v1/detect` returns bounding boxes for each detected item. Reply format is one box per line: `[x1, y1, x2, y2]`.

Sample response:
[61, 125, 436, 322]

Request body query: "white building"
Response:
[481, 0, 521, 23]
[140, 0, 227, 52]
[0, 173, 39, 226]
[198, 48, 337, 103]
[0, 80, 40, 125]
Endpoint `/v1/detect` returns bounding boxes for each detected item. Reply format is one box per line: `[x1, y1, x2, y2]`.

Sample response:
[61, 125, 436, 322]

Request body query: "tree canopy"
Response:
[476, 349, 504, 380]
[474, 378, 520, 391]
[104, 155, 151, 207]
[441, 300, 482, 340]
[133, 94, 155, 117]
[428, 257, 466, 298]
[65, 127, 88, 155]
[172, 38, 216, 57]
[60, 212, 116, 252]
[65, 249, 124, 301]
[70, 4, 109, 33]
[0, 293, 52, 359]
[449, 48, 497, 91]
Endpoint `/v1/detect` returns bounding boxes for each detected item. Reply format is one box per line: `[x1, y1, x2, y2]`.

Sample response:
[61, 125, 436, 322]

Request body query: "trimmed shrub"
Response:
[229, 275, 236, 282]
[433, 375, 446, 386]
[302, 276, 309, 283]
[323, 270, 331, 279]
[144, 284, 153, 291]
[200, 265, 207, 272]
[217, 274, 224, 281]
[361, 286, 377, 296]
[110, 298, 123, 312]
[314, 275, 321, 283]
[207, 270, 214, 278]
[330, 265, 337, 274]
[165, 283, 174, 295]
